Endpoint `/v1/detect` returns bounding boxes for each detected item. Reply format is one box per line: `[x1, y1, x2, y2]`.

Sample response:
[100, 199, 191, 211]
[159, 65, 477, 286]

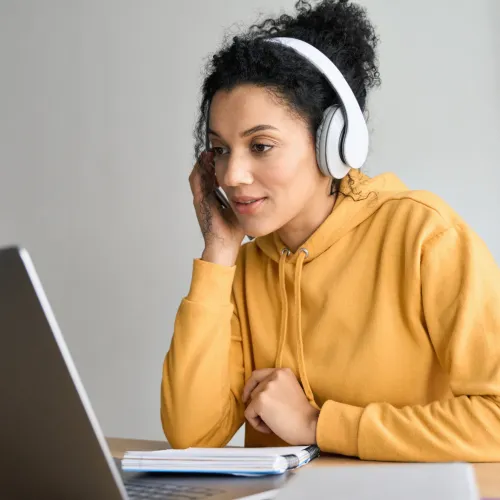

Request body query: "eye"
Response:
[252, 144, 273, 154]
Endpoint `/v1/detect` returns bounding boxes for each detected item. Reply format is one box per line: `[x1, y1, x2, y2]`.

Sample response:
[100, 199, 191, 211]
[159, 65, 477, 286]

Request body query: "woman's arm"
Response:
[160, 258, 245, 448]
[316, 223, 500, 461]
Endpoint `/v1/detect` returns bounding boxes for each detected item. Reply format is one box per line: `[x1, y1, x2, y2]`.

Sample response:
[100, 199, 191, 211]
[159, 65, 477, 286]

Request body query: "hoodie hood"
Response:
[256, 169, 408, 263]
[254, 170, 409, 410]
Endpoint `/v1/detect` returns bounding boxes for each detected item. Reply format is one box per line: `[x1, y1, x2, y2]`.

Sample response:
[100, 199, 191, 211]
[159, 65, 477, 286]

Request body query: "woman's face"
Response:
[208, 84, 331, 239]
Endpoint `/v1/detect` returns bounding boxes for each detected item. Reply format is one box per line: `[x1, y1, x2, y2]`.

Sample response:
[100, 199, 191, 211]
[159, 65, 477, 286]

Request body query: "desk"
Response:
[107, 437, 500, 499]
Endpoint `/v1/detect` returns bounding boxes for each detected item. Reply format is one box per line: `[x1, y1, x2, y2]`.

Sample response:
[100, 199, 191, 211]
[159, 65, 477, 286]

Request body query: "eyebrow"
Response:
[207, 124, 279, 139]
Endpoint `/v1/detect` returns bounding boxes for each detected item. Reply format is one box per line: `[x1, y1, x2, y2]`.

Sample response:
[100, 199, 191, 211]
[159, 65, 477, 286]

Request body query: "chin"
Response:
[240, 220, 281, 239]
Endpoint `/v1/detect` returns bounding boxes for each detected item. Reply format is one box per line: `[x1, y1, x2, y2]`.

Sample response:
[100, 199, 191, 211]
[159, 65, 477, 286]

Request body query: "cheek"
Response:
[260, 155, 318, 203]
[260, 164, 296, 191]
[260, 148, 307, 188]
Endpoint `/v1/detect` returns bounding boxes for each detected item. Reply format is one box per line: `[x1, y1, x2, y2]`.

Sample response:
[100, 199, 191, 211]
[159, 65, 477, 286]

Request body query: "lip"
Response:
[231, 195, 263, 203]
[231, 197, 267, 215]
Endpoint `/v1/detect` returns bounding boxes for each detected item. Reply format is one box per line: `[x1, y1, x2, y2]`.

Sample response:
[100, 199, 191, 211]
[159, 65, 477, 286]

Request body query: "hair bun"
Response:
[251, 0, 381, 108]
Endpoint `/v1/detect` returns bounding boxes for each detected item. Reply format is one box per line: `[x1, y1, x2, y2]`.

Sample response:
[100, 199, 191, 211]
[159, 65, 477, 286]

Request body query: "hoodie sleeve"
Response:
[316, 223, 500, 461]
[160, 258, 245, 448]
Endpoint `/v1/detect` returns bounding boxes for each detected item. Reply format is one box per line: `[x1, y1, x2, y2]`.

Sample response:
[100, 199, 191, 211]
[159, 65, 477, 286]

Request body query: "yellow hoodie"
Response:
[161, 170, 500, 461]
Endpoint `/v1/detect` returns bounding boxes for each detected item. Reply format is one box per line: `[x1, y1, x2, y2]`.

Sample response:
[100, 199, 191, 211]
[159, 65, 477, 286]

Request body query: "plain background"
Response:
[1, 0, 499, 445]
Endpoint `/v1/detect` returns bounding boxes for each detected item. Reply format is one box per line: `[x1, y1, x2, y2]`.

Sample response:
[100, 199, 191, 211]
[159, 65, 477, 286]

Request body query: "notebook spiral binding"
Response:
[282, 445, 320, 469]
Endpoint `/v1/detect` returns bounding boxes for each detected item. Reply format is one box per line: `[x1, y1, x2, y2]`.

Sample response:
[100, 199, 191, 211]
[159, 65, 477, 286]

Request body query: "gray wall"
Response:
[1, 0, 499, 443]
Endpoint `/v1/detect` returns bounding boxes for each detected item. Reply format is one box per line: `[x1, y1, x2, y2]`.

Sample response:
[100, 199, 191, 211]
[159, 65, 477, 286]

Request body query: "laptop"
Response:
[0, 246, 286, 499]
[273, 463, 480, 500]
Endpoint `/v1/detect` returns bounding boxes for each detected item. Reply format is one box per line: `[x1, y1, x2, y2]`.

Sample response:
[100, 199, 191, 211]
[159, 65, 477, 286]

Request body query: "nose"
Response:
[219, 153, 254, 188]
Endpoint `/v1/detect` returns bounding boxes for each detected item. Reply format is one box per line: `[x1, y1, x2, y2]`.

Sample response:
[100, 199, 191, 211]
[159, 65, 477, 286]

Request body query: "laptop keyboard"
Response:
[124, 476, 225, 499]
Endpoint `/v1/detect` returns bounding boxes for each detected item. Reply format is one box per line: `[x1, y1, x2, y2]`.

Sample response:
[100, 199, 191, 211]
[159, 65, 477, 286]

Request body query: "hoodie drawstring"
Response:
[275, 248, 290, 368]
[275, 247, 319, 411]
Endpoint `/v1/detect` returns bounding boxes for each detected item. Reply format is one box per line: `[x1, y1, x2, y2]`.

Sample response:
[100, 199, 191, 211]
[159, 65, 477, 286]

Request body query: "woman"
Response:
[161, 0, 500, 461]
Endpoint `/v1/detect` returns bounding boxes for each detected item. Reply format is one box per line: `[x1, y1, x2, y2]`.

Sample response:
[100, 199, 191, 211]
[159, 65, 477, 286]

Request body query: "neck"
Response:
[278, 185, 337, 253]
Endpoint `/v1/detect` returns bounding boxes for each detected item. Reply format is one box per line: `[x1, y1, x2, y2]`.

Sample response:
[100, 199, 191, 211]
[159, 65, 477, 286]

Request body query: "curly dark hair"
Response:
[193, 0, 381, 181]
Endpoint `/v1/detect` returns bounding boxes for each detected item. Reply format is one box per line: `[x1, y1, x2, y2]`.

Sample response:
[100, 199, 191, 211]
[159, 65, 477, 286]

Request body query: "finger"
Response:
[242, 368, 276, 404]
[191, 164, 216, 205]
[189, 164, 204, 201]
[199, 162, 217, 198]
[242, 369, 275, 403]
[254, 417, 272, 434]
[200, 151, 215, 170]
[247, 377, 270, 404]
[190, 150, 214, 185]
[200, 152, 219, 193]
[244, 401, 272, 434]
[258, 420, 272, 434]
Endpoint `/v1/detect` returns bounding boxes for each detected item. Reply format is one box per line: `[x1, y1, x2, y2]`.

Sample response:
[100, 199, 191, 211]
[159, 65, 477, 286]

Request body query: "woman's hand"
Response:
[189, 151, 245, 266]
[242, 368, 320, 445]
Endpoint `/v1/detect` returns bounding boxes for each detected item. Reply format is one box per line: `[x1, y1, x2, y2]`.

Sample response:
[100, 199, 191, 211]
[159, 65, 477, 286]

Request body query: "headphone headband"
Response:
[264, 37, 368, 169]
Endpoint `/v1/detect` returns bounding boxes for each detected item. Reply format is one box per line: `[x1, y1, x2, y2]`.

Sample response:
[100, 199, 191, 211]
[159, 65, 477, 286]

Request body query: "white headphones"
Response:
[265, 37, 369, 179]
[205, 36, 369, 196]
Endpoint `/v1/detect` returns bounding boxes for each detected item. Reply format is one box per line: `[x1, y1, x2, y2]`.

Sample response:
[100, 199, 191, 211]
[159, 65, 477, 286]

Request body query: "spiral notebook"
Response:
[121, 445, 320, 476]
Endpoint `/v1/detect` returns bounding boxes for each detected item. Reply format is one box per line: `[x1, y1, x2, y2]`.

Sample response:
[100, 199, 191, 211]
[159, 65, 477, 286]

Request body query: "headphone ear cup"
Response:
[316, 105, 350, 179]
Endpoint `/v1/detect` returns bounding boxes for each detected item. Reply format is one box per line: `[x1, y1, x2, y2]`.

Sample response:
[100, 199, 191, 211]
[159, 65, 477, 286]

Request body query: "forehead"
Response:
[209, 84, 292, 129]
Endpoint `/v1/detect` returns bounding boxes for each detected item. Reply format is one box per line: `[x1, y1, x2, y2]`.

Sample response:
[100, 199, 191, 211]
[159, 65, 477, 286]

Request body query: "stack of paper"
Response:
[121, 445, 320, 476]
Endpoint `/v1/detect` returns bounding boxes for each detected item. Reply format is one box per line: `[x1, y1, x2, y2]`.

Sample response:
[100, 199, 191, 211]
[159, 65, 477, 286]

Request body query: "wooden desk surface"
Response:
[107, 437, 500, 499]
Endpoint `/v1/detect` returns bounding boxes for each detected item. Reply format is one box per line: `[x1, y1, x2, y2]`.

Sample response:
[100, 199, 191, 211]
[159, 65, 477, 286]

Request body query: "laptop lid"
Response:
[0, 246, 286, 500]
[0, 246, 128, 499]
